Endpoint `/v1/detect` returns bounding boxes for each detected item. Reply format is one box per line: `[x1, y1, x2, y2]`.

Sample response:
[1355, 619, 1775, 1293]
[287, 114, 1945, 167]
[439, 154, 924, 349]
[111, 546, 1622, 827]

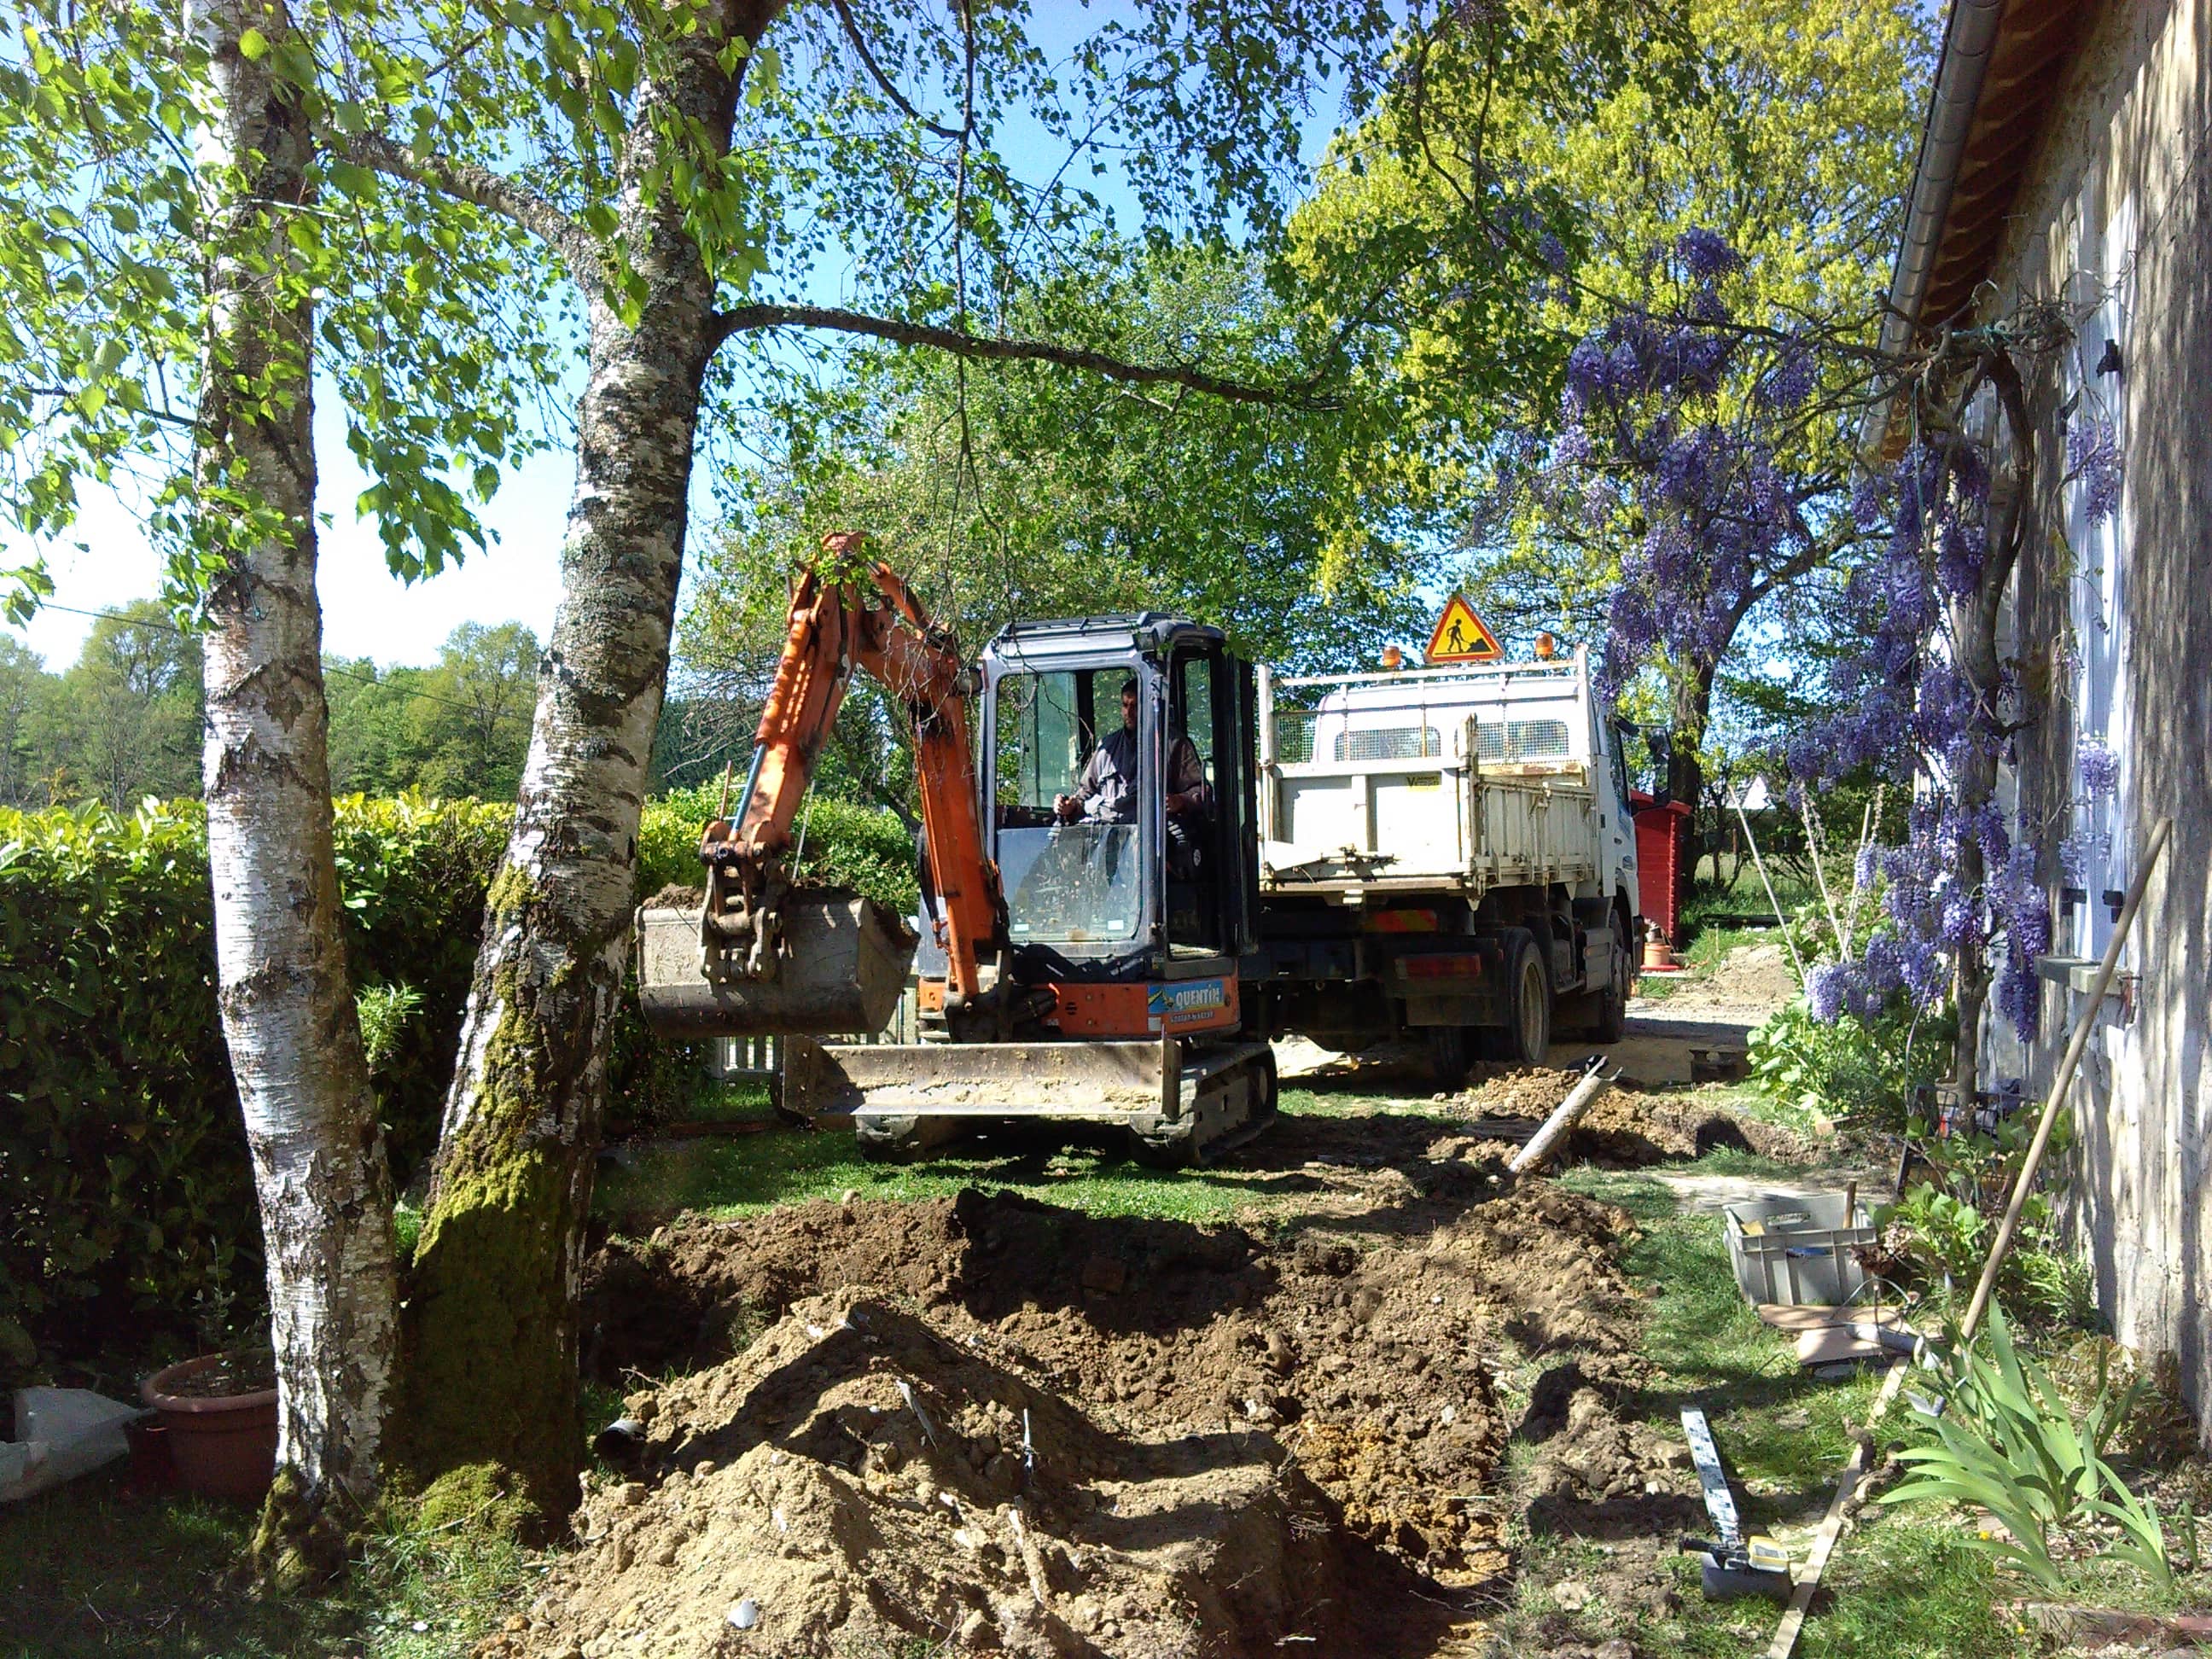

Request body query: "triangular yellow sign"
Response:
[1424, 594, 1503, 663]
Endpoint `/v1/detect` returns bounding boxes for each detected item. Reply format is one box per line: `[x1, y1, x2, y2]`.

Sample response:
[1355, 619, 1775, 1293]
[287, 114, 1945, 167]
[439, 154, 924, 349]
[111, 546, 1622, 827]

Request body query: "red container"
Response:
[1631, 793, 1694, 946]
[142, 1355, 278, 1503]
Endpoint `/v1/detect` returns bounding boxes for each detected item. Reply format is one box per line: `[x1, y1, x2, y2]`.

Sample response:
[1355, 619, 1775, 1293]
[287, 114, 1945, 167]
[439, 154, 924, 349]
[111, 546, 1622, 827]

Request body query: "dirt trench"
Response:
[525, 1074, 1773, 1658]
[546, 1198, 1658, 1653]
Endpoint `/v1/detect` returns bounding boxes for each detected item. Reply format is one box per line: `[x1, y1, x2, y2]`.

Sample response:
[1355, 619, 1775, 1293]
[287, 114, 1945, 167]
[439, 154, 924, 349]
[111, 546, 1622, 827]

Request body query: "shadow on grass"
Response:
[0, 1469, 351, 1659]
[3, 1464, 533, 1659]
[591, 1088, 1512, 1237]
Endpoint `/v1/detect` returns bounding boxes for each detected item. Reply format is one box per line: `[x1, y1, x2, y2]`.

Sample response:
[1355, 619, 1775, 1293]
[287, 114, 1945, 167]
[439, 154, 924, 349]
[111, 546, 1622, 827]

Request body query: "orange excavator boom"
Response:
[690, 533, 1004, 1012]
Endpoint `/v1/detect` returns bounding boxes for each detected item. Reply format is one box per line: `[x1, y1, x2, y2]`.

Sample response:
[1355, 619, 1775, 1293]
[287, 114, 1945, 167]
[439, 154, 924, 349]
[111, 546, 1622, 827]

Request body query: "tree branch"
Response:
[342, 134, 598, 295]
[829, 0, 965, 141]
[708, 304, 1331, 407]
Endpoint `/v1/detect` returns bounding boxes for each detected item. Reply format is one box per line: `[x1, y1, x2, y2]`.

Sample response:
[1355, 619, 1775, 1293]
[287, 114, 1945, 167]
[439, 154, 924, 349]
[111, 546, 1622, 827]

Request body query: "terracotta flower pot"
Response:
[141, 1353, 277, 1504]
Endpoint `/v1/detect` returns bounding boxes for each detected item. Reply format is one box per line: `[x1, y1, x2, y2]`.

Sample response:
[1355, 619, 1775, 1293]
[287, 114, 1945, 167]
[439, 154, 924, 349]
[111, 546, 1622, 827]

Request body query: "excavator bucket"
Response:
[636, 894, 917, 1038]
[787, 1039, 1176, 1117]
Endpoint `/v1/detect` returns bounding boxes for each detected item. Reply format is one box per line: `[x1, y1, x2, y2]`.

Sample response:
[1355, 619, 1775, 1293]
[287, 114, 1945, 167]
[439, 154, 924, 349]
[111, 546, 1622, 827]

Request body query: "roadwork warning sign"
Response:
[1424, 594, 1504, 663]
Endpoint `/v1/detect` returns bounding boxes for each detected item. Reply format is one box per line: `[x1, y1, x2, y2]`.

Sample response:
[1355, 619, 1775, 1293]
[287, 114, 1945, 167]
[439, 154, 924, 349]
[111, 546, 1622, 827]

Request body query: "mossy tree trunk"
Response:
[395, 2, 780, 1521]
[189, 0, 396, 1580]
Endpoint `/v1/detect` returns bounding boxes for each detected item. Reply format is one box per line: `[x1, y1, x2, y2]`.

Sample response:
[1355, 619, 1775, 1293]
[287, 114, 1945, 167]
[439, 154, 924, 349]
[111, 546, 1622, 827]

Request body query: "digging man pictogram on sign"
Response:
[1424, 594, 1503, 663]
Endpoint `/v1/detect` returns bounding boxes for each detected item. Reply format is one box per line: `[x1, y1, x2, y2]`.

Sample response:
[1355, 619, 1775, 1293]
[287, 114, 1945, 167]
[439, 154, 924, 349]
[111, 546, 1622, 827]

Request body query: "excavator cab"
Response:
[975, 614, 1260, 1032]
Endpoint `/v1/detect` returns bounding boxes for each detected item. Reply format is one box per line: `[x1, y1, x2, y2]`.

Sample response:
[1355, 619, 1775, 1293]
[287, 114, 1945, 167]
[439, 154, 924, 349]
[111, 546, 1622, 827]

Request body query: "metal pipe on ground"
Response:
[1509, 1056, 1616, 1177]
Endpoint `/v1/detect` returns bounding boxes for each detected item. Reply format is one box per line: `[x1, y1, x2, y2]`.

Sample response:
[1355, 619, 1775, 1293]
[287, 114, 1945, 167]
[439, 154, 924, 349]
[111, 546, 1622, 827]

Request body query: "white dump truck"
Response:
[1246, 646, 1641, 1080]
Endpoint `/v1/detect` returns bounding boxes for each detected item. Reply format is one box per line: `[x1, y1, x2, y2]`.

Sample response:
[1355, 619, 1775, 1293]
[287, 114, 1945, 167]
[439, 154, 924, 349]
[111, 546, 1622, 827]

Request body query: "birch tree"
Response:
[185, 0, 399, 1582]
[3, 0, 542, 1571]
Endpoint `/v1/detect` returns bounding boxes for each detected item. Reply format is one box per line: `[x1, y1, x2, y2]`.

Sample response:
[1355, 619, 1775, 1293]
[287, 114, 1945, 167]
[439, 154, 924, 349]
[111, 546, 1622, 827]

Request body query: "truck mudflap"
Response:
[636, 894, 916, 1038]
[787, 1037, 1277, 1166]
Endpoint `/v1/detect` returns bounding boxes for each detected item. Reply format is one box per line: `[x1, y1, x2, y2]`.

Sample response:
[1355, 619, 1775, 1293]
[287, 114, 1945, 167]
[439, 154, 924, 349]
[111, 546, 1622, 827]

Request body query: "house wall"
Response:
[1974, 0, 2212, 1414]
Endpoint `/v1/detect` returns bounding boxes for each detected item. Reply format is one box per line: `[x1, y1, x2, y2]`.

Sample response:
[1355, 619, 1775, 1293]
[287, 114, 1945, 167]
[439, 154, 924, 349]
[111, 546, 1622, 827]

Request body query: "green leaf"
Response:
[237, 26, 269, 60]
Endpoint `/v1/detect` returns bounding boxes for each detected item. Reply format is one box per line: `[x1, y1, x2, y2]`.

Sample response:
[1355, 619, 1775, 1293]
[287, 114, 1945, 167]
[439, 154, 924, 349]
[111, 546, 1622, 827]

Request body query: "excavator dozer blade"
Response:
[784, 1037, 1277, 1165]
[636, 894, 917, 1038]
[787, 1039, 1176, 1118]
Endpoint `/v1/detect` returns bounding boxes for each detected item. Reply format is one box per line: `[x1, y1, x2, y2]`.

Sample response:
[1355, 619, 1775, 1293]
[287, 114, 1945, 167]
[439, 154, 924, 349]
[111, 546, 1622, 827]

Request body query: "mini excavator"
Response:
[636, 533, 1278, 1164]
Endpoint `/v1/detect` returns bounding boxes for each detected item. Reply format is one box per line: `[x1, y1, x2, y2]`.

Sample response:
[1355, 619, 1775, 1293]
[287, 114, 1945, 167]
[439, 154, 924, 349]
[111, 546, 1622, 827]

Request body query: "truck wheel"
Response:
[1496, 934, 1552, 1065]
[1590, 917, 1630, 1044]
[1426, 1024, 1472, 1091]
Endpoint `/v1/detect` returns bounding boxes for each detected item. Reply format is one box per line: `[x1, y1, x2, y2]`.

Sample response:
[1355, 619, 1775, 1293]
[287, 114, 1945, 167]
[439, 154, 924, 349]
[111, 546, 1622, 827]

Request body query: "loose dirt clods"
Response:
[1455, 1066, 1809, 1167]
[547, 1077, 1773, 1657]
[551, 1178, 1661, 1656]
[509, 1289, 1440, 1658]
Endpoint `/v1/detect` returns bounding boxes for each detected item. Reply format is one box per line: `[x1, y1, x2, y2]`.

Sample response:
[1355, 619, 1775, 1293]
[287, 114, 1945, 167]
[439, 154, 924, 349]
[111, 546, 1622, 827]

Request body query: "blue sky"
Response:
[7, 9, 1359, 672]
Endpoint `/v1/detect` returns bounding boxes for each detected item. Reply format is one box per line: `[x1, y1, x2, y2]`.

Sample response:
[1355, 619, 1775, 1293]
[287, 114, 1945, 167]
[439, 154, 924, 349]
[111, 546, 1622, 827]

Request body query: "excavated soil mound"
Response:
[1454, 1068, 1808, 1167]
[1650, 940, 1798, 1010]
[580, 1178, 1647, 1599]
[504, 1289, 1445, 1659]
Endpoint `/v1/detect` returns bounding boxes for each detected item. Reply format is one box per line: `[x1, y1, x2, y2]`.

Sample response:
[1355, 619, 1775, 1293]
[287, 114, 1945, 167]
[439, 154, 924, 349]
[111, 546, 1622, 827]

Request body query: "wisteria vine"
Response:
[1520, 230, 2122, 1078]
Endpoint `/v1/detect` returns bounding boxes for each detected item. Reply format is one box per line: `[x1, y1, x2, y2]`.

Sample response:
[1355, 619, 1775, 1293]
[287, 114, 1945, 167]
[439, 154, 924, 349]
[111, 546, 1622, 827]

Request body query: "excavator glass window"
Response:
[1167, 648, 1223, 950]
[992, 668, 1147, 946]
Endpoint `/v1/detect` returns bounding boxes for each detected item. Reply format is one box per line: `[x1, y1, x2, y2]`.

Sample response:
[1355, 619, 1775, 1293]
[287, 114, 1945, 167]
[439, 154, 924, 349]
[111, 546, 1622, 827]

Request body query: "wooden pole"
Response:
[1802, 794, 1847, 955]
[1956, 814, 2172, 1346]
[1737, 794, 1808, 985]
[1765, 1359, 1910, 1659]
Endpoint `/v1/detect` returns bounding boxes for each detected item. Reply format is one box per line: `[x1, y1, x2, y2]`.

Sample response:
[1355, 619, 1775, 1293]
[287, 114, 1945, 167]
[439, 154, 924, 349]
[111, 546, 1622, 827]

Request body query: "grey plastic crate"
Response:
[1723, 1192, 1875, 1307]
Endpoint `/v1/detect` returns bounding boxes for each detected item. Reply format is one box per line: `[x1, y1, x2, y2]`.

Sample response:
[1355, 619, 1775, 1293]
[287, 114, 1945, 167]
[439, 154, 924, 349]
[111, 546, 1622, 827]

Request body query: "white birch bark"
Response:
[402, 1, 782, 1516]
[190, 0, 396, 1562]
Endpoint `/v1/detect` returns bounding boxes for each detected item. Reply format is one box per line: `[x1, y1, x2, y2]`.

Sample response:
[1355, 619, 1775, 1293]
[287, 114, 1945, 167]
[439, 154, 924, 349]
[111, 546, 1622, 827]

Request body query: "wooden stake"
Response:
[1764, 1359, 1909, 1659]
[1957, 814, 2172, 1345]
[1736, 794, 1807, 985]
[1802, 793, 1846, 955]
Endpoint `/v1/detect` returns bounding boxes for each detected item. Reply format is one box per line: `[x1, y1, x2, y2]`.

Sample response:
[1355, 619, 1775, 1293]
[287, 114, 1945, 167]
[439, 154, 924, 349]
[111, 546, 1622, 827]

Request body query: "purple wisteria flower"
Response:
[1806, 962, 1850, 1023]
[1674, 227, 1740, 280]
[2067, 415, 2124, 526]
[2078, 738, 2120, 800]
[1530, 235, 2046, 1043]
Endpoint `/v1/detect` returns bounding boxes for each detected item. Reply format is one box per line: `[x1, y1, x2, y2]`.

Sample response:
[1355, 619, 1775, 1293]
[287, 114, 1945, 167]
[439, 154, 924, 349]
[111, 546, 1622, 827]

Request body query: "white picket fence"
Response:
[705, 981, 923, 1090]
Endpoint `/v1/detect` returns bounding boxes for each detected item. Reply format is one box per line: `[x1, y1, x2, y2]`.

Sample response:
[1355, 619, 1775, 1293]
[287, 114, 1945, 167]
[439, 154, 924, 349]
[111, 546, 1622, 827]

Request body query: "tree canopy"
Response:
[325, 623, 539, 800]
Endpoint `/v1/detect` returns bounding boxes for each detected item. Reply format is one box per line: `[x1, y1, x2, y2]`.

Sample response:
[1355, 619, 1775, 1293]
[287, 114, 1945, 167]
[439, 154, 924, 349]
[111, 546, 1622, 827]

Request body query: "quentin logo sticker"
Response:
[1148, 979, 1228, 1027]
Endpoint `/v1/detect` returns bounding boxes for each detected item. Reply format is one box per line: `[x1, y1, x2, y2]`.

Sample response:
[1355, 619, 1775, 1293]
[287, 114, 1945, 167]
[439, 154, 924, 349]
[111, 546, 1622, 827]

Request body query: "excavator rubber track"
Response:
[785, 1036, 1278, 1166]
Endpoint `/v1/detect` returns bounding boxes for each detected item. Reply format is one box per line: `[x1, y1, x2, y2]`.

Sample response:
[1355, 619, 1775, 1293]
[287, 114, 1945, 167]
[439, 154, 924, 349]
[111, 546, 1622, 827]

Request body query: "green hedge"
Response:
[0, 791, 917, 1383]
[0, 804, 241, 1381]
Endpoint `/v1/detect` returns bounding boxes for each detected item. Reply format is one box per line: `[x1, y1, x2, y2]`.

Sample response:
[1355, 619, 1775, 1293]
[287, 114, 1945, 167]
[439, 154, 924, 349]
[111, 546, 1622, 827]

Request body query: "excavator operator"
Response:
[1054, 678, 1211, 873]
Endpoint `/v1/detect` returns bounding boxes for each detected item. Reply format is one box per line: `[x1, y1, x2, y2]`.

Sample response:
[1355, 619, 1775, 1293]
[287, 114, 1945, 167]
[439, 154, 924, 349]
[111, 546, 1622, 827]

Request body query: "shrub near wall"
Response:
[0, 791, 917, 1383]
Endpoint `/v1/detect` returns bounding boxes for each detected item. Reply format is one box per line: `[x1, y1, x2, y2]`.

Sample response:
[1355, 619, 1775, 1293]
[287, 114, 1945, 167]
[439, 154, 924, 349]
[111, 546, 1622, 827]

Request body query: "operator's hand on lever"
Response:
[1054, 793, 1081, 823]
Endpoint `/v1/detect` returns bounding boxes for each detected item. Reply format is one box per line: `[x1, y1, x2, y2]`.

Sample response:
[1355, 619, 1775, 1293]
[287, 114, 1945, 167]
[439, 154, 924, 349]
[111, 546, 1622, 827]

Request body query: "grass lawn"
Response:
[589, 1080, 1390, 1234]
[0, 1465, 530, 1659]
[15, 1080, 2186, 1659]
[1494, 1164, 2186, 1659]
